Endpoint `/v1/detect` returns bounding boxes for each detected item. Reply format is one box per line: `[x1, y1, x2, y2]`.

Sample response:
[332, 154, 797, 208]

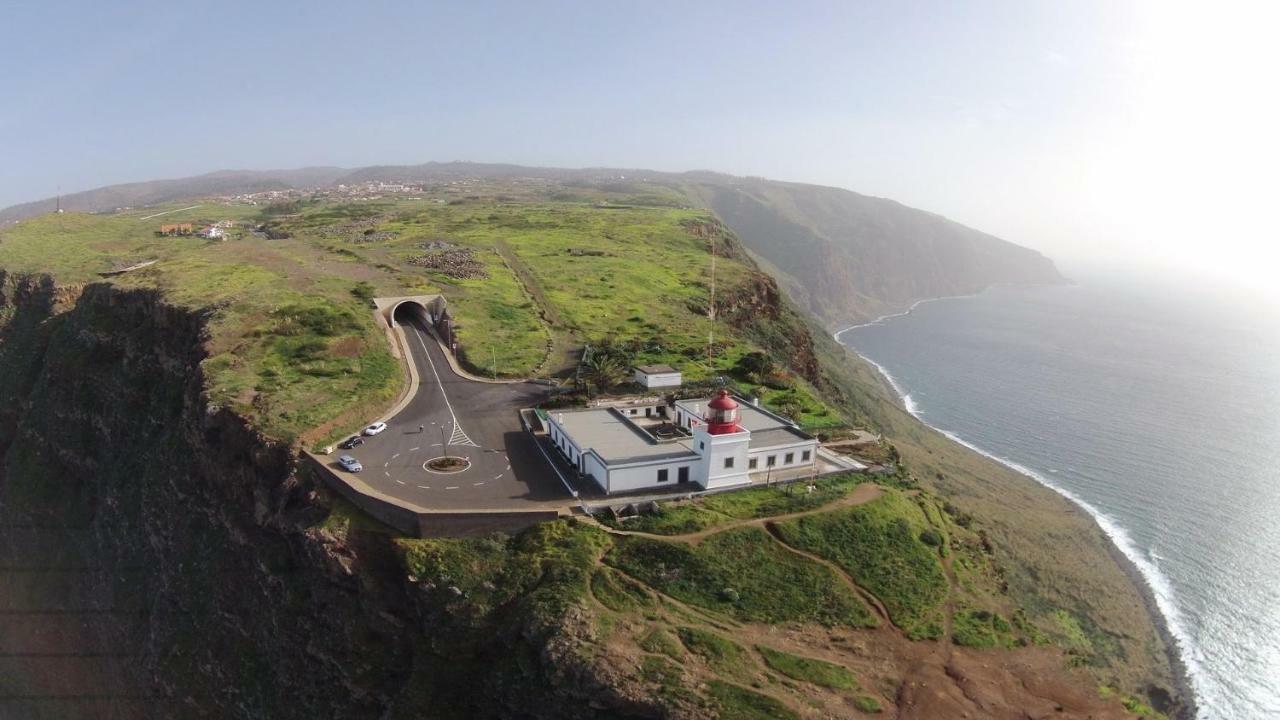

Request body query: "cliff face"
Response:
[0, 269, 1185, 720]
[686, 177, 1066, 326]
[0, 275, 666, 720]
[0, 274, 408, 717]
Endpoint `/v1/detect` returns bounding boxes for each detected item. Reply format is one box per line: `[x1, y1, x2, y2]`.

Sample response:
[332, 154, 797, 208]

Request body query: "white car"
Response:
[362, 421, 388, 436]
[338, 455, 363, 473]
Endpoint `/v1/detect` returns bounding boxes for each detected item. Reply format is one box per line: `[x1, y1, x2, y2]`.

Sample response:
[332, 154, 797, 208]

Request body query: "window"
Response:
[678, 466, 689, 483]
[785, 452, 794, 464]
[767, 455, 776, 467]
[645, 407, 652, 417]
[657, 468, 669, 483]
[749, 457, 758, 470]
[724, 457, 734, 469]
[629, 408, 637, 416]
[802, 450, 811, 462]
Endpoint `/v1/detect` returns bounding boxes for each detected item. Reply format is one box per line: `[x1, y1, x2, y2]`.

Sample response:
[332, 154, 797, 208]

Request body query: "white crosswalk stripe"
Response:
[449, 423, 479, 447]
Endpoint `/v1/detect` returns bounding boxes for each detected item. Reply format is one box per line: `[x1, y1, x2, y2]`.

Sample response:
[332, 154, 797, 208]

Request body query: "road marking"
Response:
[409, 447, 420, 452]
[417, 485, 431, 489]
[494, 473, 504, 480]
[391, 453, 400, 460]
[410, 326, 479, 447]
[138, 204, 201, 220]
[445, 486, 459, 490]
[383, 461, 389, 467]
[449, 422, 478, 448]
[384, 471, 391, 477]
[396, 480, 405, 485]
[473, 481, 486, 486]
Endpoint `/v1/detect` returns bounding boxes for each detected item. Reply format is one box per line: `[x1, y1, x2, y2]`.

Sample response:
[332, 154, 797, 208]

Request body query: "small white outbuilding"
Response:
[633, 364, 682, 388]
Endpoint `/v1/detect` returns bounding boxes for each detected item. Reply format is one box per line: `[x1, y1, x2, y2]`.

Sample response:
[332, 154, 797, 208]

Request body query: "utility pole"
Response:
[707, 234, 716, 368]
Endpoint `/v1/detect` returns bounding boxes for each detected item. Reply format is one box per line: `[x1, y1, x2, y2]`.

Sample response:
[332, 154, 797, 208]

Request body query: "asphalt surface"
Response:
[330, 319, 571, 510]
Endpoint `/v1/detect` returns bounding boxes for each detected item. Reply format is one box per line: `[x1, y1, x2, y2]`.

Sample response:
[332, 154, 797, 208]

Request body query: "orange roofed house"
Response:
[157, 223, 193, 236]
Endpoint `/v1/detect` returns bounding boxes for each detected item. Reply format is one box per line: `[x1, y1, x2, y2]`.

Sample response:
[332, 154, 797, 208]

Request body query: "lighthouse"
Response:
[692, 389, 751, 489]
[704, 389, 742, 434]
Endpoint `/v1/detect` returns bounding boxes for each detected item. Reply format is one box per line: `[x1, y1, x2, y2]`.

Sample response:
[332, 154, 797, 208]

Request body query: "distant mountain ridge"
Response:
[1, 161, 1065, 326]
[681, 175, 1065, 326]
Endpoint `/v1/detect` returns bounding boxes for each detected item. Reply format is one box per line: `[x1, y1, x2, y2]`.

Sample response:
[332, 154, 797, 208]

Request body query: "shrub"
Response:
[350, 281, 376, 303]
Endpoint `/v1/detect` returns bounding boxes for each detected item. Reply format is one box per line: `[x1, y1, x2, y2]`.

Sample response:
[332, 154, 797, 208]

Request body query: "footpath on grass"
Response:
[590, 482, 884, 545]
[585, 483, 905, 630]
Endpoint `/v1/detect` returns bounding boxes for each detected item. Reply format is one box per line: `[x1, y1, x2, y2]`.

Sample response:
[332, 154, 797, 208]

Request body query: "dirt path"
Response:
[594, 482, 885, 546]
[591, 483, 903, 634]
[762, 521, 900, 631]
[492, 240, 575, 375]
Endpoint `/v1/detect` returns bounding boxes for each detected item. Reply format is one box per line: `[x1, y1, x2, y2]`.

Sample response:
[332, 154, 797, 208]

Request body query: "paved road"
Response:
[332, 319, 570, 510]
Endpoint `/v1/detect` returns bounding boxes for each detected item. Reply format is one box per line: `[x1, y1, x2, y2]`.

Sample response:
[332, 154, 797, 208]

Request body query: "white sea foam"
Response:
[836, 321, 1212, 719]
[831, 292, 983, 339]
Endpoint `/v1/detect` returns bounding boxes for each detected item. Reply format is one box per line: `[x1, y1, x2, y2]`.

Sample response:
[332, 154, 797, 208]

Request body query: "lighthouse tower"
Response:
[693, 390, 751, 488]
[704, 389, 741, 434]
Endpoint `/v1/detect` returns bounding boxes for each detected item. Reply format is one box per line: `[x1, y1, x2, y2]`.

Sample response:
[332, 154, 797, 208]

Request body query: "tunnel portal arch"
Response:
[373, 295, 447, 328]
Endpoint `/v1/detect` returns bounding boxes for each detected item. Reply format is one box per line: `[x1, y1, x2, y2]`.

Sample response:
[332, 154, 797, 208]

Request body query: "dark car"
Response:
[338, 436, 364, 450]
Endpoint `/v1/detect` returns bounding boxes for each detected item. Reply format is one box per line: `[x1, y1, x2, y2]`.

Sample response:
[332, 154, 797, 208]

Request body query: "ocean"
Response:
[835, 277, 1280, 719]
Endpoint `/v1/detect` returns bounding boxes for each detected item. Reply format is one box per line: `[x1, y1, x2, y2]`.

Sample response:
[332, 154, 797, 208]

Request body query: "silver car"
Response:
[338, 455, 363, 473]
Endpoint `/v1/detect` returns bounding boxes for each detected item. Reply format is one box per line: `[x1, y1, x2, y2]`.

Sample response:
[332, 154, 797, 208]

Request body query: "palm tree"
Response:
[583, 349, 627, 392]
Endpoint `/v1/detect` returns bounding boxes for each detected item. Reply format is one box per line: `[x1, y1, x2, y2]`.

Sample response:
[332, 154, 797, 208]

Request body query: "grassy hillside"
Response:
[390, 485, 1149, 718]
[4, 162, 1066, 331]
[684, 176, 1065, 326]
[0, 176, 1183, 717]
[0, 184, 839, 444]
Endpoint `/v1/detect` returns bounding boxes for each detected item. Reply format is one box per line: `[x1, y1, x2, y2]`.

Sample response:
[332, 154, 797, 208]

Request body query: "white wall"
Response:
[747, 440, 818, 473]
[694, 425, 752, 490]
[636, 371, 682, 388]
[604, 459, 698, 493]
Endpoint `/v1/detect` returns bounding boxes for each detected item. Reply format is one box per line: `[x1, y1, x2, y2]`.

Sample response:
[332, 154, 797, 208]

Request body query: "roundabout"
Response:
[424, 455, 472, 474]
[329, 317, 567, 509]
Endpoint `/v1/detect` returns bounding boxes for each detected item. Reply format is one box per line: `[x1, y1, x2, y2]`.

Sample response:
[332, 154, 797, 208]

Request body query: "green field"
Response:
[0, 188, 842, 443]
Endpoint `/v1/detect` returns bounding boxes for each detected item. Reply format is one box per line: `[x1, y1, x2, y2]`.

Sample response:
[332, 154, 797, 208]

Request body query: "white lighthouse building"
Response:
[544, 389, 819, 495]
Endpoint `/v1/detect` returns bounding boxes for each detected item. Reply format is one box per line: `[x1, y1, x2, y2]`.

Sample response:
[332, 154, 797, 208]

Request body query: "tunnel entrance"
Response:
[373, 294, 446, 329]
[392, 300, 428, 326]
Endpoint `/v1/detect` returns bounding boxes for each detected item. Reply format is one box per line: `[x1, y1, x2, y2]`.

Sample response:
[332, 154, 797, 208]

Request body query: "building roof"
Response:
[551, 407, 697, 466]
[747, 426, 814, 450]
[708, 389, 738, 410]
[674, 396, 808, 434]
[635, 364, 679, 375]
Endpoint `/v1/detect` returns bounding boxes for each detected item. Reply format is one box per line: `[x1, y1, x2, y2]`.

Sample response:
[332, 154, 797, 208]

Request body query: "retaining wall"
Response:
[304, 454, 563, 538]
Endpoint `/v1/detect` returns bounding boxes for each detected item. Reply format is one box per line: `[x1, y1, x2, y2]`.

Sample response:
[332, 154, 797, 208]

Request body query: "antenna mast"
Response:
[707, 231, 716, 368]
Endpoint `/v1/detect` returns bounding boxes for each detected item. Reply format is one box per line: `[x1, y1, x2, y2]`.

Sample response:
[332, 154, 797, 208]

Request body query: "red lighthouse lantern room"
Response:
[704, 389, 742, 435]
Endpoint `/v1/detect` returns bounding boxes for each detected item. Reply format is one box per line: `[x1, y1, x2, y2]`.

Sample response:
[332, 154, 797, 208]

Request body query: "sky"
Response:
[2, 1, 1277, 302]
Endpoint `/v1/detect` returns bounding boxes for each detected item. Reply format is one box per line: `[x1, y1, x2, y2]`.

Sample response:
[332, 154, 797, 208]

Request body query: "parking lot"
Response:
[327, 317, 570, 510]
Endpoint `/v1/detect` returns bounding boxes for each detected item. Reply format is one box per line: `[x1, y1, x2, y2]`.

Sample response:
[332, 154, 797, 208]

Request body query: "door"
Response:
[678, 466, 690, 483]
